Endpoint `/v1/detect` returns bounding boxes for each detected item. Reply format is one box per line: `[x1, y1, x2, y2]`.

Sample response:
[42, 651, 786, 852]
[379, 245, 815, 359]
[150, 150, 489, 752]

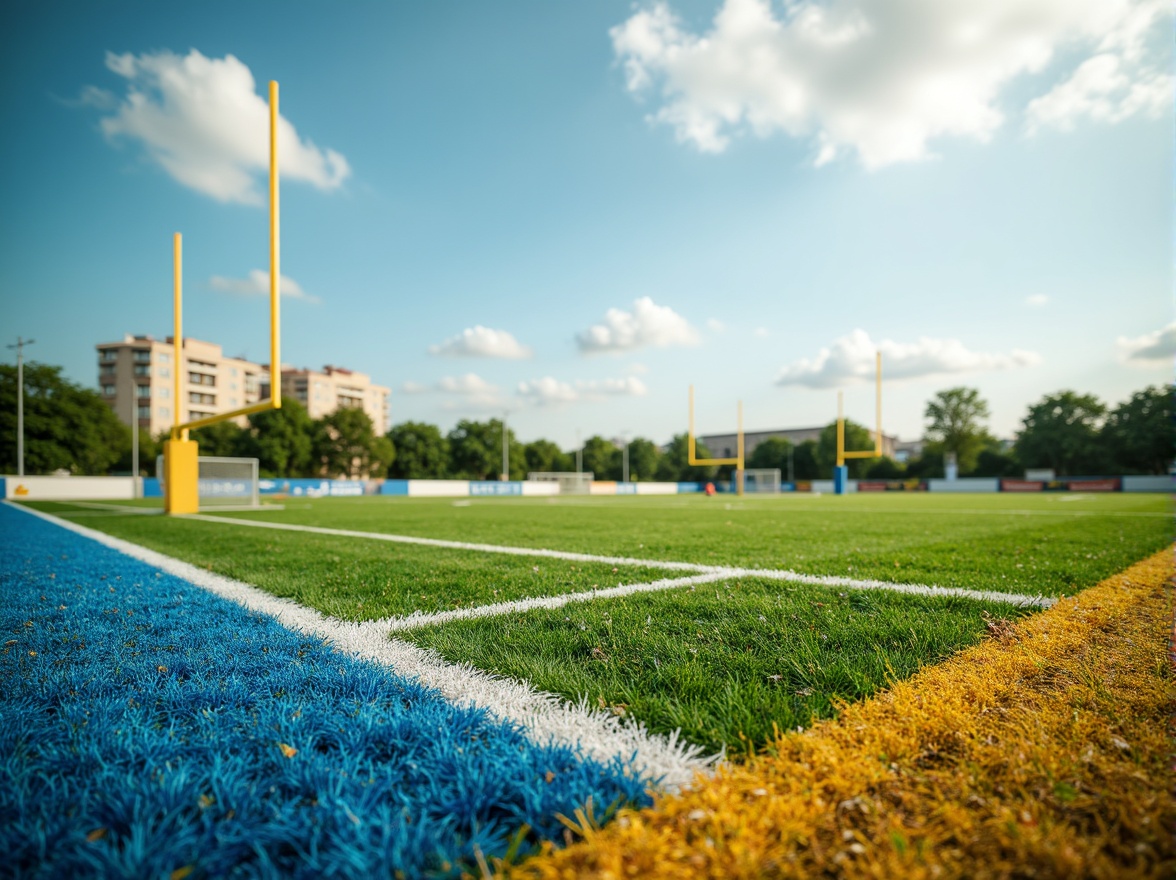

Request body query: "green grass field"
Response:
[23, 492, 1172, 753]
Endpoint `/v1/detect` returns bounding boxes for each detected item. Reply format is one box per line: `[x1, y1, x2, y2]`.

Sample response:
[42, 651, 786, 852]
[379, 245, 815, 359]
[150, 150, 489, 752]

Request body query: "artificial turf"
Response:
[0, 503, 650, 879]
[193, 493, 1173, 596]
[402, 575, 1035, 753]
[21, 502, 670, 621]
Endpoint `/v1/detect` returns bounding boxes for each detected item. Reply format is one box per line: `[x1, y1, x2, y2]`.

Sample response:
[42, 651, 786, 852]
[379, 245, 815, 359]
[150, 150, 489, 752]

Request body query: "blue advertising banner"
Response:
[469, 481, 523, 496]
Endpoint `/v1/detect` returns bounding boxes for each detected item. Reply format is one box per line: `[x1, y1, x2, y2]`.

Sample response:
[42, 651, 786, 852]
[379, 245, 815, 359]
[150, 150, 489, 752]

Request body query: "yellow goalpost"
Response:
[164, 81, 283, 514]
[687, 386, 744, 496]
[834, 351, 883, 494]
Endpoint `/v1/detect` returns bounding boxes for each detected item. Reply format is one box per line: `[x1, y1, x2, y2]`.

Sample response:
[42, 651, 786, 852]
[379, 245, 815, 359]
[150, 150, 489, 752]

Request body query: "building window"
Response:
[100, 349, 117, 362]
[136, 385, 150, 399]
[230, 367, 238, 377]
[158, 407, 170, 419]
[189, 392, 216, 405]
[133, 365, 151, 377]
[188, 372, 215, 387]
[158, 353, 170, 364]
[99, 364, 115, 376]
[133, 349, 151, 363]
[159, 387, 169, 399]
[137, 406, 151, 419]
[101, 385, 115, 396]
[159, 368, 170, 379]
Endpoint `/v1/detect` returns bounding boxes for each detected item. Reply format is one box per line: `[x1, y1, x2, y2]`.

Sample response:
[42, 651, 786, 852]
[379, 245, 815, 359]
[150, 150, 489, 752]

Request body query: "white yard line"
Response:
[187, 511, 1055, 610]
[9, 502, 716, 792]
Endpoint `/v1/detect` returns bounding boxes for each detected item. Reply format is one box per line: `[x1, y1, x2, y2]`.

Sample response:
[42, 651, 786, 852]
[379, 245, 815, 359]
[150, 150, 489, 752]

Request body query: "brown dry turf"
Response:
[508, 547, 1176, 879]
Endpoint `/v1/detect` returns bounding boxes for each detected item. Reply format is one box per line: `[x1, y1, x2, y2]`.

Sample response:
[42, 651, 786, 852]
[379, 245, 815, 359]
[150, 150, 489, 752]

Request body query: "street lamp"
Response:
[501, 411, 509, 481]
[575, 428, 582, 475]
[620, 429, 631, 483]
[7, 336, 35, 477]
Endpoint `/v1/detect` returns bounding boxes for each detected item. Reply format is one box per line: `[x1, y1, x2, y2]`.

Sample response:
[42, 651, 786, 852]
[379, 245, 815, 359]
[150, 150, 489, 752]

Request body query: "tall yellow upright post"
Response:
[269, 80, 282, 408]
[687, 385, 744, 496]
[836, 390, 845, 468]
[164, 232, 199, 514]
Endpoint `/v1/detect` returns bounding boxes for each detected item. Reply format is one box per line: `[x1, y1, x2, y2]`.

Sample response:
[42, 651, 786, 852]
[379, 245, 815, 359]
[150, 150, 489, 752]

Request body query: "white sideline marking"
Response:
[187, 511, 1056, 610]
[9, 502, 715, 792]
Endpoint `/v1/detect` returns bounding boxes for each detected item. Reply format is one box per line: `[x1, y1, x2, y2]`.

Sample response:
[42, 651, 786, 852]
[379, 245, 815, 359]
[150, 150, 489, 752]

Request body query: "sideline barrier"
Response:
[927, 478, 998, 493]
[1, 476, 138, 500]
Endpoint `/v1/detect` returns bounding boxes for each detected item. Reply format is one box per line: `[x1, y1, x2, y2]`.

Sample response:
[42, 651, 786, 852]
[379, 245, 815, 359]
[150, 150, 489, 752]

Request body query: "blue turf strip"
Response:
[0, 504, 650, 878]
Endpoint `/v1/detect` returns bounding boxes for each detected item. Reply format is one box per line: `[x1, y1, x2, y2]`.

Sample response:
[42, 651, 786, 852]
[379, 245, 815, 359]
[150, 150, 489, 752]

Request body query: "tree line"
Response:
[0, 363, 1170, 480]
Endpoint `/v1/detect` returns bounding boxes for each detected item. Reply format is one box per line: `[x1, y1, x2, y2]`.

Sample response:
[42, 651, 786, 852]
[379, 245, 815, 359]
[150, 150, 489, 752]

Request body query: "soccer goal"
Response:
[740, 468, 782, 494]
[528, 472, 594, 494]
[158, 455, 261, 510]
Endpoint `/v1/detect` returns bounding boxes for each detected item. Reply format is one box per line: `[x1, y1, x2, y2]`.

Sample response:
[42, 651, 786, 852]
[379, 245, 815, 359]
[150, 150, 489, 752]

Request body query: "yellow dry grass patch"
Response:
[510, 548, 1176, 879]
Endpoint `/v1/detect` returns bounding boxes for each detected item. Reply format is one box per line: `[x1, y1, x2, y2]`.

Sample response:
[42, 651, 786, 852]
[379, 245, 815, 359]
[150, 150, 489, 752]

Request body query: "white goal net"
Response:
[528, 472, 594, 494]
[740, 468, 782, 494]
[158, 455, 261, 509]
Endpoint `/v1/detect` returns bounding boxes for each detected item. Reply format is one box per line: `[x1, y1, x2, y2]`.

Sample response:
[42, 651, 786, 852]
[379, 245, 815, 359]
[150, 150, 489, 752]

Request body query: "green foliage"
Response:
[792, 440, 820, 480]
[971, 447, 1020, 478]
[1102, 385, 1174, 475]
[923, 387, 992, 474]
[191, 419, 247, 457]
[626, 438, 661, 482]
[581, 436, 620, 481]
[523, 439, 571, 475]
[388, 422, 450, 478]
[864, 457, 905, 479]
[447, 419, 524, 480]
[747, 437, 792, 474]
[816, 420, 876, 478]
[654, 433, 717, 482]
[1016, 391, 1107, 476]
[0, 362, 128, 474]
[316, 407, 394, 479]
[240, 399, 317, 477]
[113, 428, 162, 476]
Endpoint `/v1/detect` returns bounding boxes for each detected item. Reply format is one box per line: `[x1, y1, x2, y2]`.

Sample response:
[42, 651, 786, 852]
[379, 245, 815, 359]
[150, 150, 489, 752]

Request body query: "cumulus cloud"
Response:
[209, 269, 319, 303]
[428, 326, 532, 359]
[576, 297, 699, 354]
[517, 376, 649, 406]
[775, 329, 1041, 388]
[707, 318, 726, 333]
[86, 49, 350, 204]
[1117, 322, 1176, 364]
[611, 0, 1171, 168]
[1025, 294, 1050, 308]
[399, 381, 429, 395]
[398, 374, 507, 409]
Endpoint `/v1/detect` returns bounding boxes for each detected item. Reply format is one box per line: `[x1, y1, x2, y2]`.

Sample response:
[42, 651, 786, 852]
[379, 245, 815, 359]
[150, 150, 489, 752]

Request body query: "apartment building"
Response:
[96, 335, 266, 436]
[271, 365, 391, 432]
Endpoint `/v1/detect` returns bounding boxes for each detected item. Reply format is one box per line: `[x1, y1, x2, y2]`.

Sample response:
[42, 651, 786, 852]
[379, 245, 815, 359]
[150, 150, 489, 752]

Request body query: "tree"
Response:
[581, 435, 620, 480]
[316, 407, 394, 479]
[923, 387, 992, 474]
[191, 419, 247, 458]
[523, 439, 572, 475]
[447, 419, 523, 480]
[388, 422, 450, 478]
[1102, 385, 1174, 475]
[113, 428, 162, 476]
[654, 434, 717, 482]
[747, 437, 793, 475]
[792, 440, 820, 480]
[864, 458, 905, 479]
[971, 447, 1020, 478]
[0, 362, 128, 474]
[626, 437, 661, 482]
[1015, 391, 1107, 476]
[239, 399, 317, 477]
[816, 419, 876, 478]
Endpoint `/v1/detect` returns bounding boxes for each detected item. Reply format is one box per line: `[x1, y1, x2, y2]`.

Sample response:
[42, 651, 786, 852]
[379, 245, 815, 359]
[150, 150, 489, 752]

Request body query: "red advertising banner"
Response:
[1068, 479, 1121, 492]
[1001, 479, 1044, 492]
[858, 480, 928, 492]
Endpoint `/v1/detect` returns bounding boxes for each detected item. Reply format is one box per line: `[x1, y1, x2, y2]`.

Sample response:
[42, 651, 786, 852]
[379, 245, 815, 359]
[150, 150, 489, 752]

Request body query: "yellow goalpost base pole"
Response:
[163, 438, 199, 514]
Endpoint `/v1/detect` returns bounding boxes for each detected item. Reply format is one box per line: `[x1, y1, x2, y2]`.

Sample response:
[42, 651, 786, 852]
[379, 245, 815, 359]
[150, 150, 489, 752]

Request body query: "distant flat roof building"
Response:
[270, 365, 391, 432]
[698, 427, 898, 461]
[96, 335, 267, 437]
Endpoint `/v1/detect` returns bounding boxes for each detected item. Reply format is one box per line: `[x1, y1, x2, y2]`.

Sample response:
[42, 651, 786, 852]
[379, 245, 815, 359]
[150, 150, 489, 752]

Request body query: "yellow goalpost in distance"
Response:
[688, 386, 744, 497]
[834, 351, 883, 494]
[163, 80, 283, 515]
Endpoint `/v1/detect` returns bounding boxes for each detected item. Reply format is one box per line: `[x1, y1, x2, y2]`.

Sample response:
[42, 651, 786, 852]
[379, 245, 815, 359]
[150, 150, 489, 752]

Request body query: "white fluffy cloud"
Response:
[1025, 294, 1050, 308]
[88, 49, 350, 204]
[428, 326, 532, 359]
[209, 269, 319, 303]
[517, 376, 649, 406]
[776, 329, 1041, 388]
[399, 374, 506, 409]
[611, 0, 1171, 168]
[1117, 322, 1176, 364]
[576, 297, 699, 354]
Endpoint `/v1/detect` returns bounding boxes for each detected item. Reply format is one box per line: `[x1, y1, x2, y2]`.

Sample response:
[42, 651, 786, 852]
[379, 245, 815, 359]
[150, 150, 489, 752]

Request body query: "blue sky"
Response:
[2, 0, 1171, 447]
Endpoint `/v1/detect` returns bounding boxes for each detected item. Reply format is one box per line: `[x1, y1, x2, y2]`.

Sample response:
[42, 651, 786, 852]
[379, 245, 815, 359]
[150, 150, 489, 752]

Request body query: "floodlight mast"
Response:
[687, 386, 744, 496]
[7, 336, 35, 477]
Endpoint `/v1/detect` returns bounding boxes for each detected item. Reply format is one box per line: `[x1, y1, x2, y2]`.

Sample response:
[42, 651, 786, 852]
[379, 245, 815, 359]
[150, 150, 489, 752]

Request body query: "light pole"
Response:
[575, 429, 582, 475]
[620, 429, 631, 483]
[501, 411, 509, 481]
[7, 337, 35, 477]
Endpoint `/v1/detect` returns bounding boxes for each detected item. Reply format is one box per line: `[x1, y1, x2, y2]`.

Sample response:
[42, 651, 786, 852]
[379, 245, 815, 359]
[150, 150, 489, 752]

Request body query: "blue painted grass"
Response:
[0, 504, 650, 878]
